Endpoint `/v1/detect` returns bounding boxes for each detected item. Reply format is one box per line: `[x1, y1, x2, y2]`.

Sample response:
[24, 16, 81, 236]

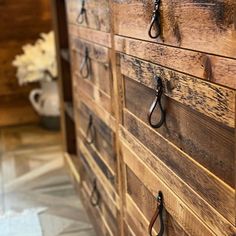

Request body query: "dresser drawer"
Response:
[72, 38, 113, 114]
[77, 101, 117, 173]
[66, 0, 111, 32]
[78, 150, 119, 236]
[113, 0, 236, 58]
[120, 136, 235, 235]
[119, 53, 235, 233]
[121, 79, 235, 227]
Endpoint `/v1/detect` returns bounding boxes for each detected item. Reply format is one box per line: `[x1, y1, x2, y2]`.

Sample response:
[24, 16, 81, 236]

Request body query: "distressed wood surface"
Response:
[69, 25, 112, 48]
[124, 77, 234, 187]
[79, 128, 116, 187]
[120, 134, 236, 235]
[121, 114, 235, 225]
[121, 140, 216, 236]
[120, 54, 235, 128]
[115, 36, 236, 89]
[74, 83, 116, 131]
[72, 38, 109, 64]
[80, 153, 119, 231]
[126, 168, 189, 236]
[74, 71, 112, 114]
[113, 0, 236, 58]
[79, 181, 114, 236]
[124, 222, 136, 236]
[78, 137, 118, 205]
[77, 102, 117, 173]
[66, 0, 111, 32]
[73, 50, 112, 96]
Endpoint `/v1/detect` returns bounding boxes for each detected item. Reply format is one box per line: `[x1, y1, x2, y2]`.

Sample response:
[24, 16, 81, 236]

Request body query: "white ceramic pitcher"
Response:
[29, 81, 60, 117]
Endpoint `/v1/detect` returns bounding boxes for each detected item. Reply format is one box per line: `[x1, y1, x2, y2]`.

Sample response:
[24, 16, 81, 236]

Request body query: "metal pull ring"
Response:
[79, 47, 90, 79]
[147, 76, 165, 128]
[90, 179, 100, 207]
[148, 191, 164, 236]
[85, 114, 95, 145]
[148, 0, 161, 39]
[76, 0, 86, 24]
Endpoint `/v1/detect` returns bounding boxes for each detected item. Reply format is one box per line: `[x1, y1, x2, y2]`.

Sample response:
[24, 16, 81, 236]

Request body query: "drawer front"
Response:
[76, 101, 117, 188]
[78, 101, 116, 173]
[113, 0, 236, 58]
[120, 137, 236, 236]
[125, 166, 189, 236]
[115, 36, 236, 89]
[119, 54, 235, 234]
[72, 38, 113, 114]
[66, 0, 111, 32]
[78, 151, 119, 236]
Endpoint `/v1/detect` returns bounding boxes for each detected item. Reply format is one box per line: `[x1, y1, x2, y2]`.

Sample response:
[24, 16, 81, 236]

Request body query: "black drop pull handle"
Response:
[148, 191, 164, 236]
[90, 179, 100, 207]
[76, 0, 86, 24]
[84, 114, 95, 145]
[79, 47, 90, 79]
[148, 0, 161, 39]
[147, 76, 165, 128]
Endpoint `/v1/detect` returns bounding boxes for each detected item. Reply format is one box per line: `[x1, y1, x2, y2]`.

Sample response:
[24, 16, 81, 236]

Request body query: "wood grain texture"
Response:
[74, 83, 116, 132]
[78, 136, 118, 202]
[120, 54, 235, 128]
[115, 36, 236, 89]
[74, 72, 112, 114]
[79, 182, 114, 236]
[121, 115, 235, 226]
[77, 102, 117, 173]
[126, 167, 189, 236]
[66, 0, 111, 32]
[120, 134, 236, 235]
[113, 0, 236, 58]
[124, 76, 235, 187]
[69, 25, 112, 48]
[73, 49, 112, 96]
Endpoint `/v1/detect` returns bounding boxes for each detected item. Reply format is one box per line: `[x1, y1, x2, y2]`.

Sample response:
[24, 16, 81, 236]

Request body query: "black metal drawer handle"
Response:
[148, 191, 164, 236]
[85, 114, 95, 145]
[148, 0, 161, 39]
[90, 179, 100, 207]
[79, 47, 90, 79]
[147, 76, 165, 128]
[76, 0, 86, 24]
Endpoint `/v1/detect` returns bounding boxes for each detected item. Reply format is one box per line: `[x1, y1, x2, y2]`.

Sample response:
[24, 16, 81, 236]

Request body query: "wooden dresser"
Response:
[52, 0, 236, 235]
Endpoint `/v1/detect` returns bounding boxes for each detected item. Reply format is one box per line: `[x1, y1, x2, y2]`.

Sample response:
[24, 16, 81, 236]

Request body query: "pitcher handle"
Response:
[29, 89, 42, 114]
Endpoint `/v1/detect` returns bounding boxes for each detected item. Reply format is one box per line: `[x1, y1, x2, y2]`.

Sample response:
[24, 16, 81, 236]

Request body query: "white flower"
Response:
[12, 31, 58, 85]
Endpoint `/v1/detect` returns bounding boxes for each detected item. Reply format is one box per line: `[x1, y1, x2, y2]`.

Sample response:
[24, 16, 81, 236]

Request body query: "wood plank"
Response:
[121, 136, 236, 235]
[71, 38, 109, 64]
[73, 50, 112, 96]
[74, 72, 112, 114]
[78, 137, 119, 206]
[79, 181, 114, 236]
[120, 125, 235, 235]
[113, 0, 236, 58]
[125, 190, 188, 236]
[79, 151, 118, 215]
[69, 25, 112, 48]
[66, 0, 111, 33]
[122, 111, 235, 223]
[115, 36, 236, 89]
[74, 85, 116, 132]
[124, 77, 234, 187]
[120, 54, 235, 128]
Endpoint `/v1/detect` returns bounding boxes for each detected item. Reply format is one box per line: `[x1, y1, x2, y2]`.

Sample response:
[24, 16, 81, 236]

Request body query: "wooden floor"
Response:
[0, 125, 96, 236]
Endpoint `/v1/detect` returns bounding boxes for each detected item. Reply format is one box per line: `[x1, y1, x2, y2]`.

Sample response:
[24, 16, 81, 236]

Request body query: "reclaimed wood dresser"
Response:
[52, 0, 236, 235]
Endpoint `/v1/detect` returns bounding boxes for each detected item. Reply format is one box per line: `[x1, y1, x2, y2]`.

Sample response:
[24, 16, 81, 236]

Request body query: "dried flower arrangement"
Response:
[12, 31, 57, 85]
